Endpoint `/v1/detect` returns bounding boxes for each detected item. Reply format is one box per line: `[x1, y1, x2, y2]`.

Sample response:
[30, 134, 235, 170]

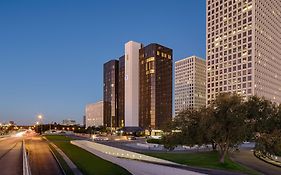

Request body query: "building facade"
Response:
[139, 43, 173, 129]
[103, 60, 119, 128]
[124, 41, 143, 127]
[175, 56, 206, 116]
[62, 119, 76, 126]
[118, 55, 125, 127]
[206, 0, 281, 104]
[85, 101, 103, 128]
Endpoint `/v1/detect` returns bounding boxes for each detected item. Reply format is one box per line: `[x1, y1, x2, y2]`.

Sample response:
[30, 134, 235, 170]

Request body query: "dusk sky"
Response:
[0, 0, 206, 125]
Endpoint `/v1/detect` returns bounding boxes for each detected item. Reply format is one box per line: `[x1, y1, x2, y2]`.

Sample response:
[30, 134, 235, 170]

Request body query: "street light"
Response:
[38, 115, 42, 119]
[37, 114, 43, 134]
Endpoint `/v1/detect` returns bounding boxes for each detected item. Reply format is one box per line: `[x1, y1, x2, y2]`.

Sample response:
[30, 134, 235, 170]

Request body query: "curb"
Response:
[254, 151, 281, 168]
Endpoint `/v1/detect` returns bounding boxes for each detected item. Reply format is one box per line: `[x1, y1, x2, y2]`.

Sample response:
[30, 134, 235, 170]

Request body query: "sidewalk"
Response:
[71, 140, 206, 175]
[72, 140, 246, 175]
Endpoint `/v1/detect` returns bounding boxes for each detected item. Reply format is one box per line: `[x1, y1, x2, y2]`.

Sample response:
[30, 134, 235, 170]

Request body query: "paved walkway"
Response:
[72, 140, 205, 175]
[231, 148, 281, 175]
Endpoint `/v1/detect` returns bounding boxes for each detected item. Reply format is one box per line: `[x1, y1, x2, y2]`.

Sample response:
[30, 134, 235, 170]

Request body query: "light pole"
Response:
[38, 114, 43, 134]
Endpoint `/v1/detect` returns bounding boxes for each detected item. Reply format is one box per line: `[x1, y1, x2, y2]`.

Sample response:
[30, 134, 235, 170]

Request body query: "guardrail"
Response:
[22, 140, 31, 175]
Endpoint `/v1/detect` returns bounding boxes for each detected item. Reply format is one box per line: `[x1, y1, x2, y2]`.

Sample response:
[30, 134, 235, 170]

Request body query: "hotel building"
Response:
[103, 60, 119, 128]
[85, 101, 103, 128]
[139, 43, 173, 129]
[175, 56, 206, 116]
[118, 55, 125, 127]
[103, 41, 173, 130]
[124, 41, 143, 127]
[206, 0, 281, 104]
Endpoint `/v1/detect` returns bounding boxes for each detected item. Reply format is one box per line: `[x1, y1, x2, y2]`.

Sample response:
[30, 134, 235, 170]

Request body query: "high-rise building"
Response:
[103, 41, 173, 130]
[85, 101, 103, 128]
[124, 41, 143, 127]
[103, 60, 119, 129]
[118, 55, 125, 127]
[175, 56, 206, 116]
[139, 43, 173, 129]
[206, 0, 281, 104]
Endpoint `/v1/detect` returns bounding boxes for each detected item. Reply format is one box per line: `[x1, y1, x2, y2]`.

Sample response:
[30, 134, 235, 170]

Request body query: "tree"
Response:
[207, 93, 248, 163]
[256, 129, 281, 156]
[163, 93, 249, 163]
[245, 96, 277, 134]
[161, 109, 205, 151]
[247, 97, 281, 156]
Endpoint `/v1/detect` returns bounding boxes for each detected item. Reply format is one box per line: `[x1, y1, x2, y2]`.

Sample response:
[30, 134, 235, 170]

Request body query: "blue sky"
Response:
[0, 0, 206, 125]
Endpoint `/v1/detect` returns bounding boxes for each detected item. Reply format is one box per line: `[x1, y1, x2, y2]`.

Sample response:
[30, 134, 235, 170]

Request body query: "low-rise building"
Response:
[62, 119, 76, 126]
[85, 101, 103, 128]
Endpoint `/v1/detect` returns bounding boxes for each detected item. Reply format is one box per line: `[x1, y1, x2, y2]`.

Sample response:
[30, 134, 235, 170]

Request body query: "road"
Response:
[231, 148, 281, 175]
[25, 136, 63, 175]
[0, 136, 23, 175]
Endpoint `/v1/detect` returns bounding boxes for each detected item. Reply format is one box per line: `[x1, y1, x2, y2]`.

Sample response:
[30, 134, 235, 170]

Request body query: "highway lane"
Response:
[0, 136, 23, 175]
[25, 136, 63, 175]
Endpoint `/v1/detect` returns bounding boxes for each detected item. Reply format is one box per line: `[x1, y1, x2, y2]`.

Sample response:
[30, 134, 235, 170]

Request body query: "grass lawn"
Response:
[145, 151, 260, 175]
[49, 143, 74, 175]
[45, 135, 131, 175]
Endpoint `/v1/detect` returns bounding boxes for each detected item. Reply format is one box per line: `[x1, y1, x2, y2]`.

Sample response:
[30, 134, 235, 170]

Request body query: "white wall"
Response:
[124, 41, 142, 127]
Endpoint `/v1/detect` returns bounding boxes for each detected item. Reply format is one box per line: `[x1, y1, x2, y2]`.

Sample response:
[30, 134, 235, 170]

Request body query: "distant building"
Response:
[103, 60, 119, 129]
[175, 56, 206, 116]
[62, 119, 76, 126]
[139, 43, 173, 129]
[85, 101, 103, 128]
[83, 115, 86, 127]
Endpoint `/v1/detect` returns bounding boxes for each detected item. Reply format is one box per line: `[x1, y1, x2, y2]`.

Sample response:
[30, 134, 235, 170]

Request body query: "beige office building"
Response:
[85, 101, 103, 128]
[206, 0, 281, 104]
[175, 56, 206, 116]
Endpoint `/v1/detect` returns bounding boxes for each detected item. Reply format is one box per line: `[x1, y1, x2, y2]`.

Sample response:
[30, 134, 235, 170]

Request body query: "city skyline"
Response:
[0, 0, 206, 125]
[0, 1, 280, 175]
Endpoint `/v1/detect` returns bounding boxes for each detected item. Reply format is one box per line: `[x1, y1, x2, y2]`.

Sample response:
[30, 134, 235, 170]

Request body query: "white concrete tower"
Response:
[124, 41, 142, 127]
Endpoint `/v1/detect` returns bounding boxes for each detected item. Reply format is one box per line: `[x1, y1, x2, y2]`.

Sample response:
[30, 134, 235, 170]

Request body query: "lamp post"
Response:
[38, 114, 43, 134]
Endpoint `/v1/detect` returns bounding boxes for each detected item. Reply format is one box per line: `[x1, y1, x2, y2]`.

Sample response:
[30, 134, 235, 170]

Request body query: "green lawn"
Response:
[145, 151, 260, 175]
[49, 143, 74, 175]
[46, 135, 131, 175]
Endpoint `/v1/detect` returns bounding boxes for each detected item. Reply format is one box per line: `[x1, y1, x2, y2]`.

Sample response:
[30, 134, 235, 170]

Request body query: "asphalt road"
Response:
[231, 148, 281, 175]
[25, 136, 63, 175]
[0, 136, 23, 175]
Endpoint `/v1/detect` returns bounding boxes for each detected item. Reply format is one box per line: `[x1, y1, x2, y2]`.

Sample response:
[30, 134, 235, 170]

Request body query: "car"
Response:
[127, 136, 136, 140]
[92, 136, 109, 141]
